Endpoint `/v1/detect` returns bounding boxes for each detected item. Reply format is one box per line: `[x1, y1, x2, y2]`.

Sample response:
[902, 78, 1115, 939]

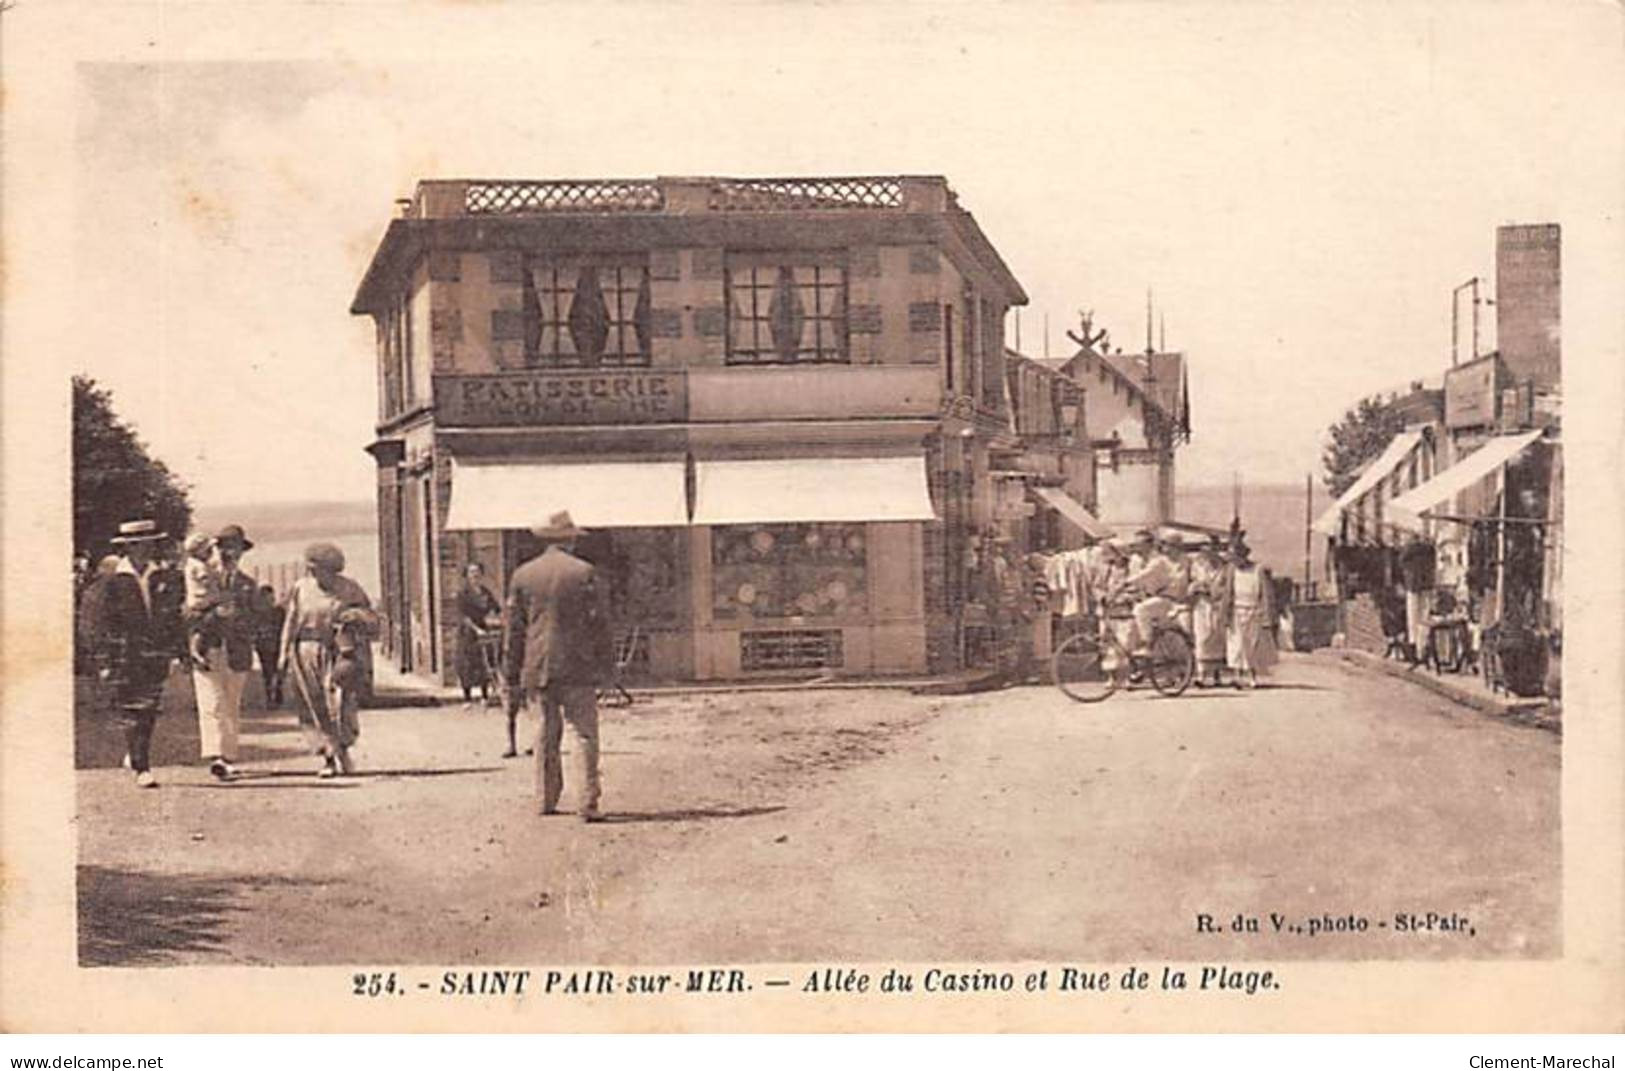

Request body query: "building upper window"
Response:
[962, 289, 979, 399]
[726, 254, 848, 365]
[523, 257, 652, 369]
[379, 301, 409, 419]
[980, 298, 1004, 403]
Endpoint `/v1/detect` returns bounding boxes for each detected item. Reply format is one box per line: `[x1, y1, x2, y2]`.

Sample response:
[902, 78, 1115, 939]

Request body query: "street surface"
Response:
[76, 654, 1559, 966]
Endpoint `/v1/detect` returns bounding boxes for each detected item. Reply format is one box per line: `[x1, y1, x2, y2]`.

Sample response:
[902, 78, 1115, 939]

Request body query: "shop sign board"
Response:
[1444, 356, 1504, 430]
[436, 371, 688, 426]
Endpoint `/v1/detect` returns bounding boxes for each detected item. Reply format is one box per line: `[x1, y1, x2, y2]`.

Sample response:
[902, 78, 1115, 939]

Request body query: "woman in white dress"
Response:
[1225, 540, 1277, 689]
[1188, 539, 1229, 687]
[278, 543, 379, 777]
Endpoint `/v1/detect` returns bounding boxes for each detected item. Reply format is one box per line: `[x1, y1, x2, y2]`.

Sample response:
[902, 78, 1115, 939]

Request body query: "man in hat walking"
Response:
[504, 511, 615, 821]
[82, 519, 183, 787]
[188, 524, 259, 780]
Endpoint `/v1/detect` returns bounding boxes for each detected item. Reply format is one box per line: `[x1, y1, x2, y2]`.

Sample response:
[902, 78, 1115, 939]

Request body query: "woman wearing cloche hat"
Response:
[278, 541, 379, 777]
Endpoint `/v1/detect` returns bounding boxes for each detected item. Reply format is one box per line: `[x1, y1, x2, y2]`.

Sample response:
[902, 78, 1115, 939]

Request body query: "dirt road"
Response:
[77, 655, 1558, 966]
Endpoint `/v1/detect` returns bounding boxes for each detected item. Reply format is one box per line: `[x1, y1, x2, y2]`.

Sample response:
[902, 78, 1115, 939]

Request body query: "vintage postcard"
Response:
[2, 0, 1621, 1034]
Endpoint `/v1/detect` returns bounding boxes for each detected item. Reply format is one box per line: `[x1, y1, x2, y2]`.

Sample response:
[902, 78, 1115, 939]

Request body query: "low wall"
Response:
[1340, 594, 1388, 656]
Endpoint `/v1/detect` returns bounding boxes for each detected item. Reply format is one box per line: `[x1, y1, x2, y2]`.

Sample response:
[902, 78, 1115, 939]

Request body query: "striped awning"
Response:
[1311, 430, 1426, 537]
[1387, 430, 1543, 530]
[1029, 486, 1112, 540]
[691, 456, 936, 525]
[442, 460, 688, 530]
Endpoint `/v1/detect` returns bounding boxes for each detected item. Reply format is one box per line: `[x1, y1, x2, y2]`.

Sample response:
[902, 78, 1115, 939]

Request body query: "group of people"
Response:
[75, 518, 378, 785]
[1035, 526, 1278, 688]
[76, 507, 622, 821]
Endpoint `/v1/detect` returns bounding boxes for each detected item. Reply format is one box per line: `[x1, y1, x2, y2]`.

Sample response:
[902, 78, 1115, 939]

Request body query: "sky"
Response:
[63, 2, 1622, 511]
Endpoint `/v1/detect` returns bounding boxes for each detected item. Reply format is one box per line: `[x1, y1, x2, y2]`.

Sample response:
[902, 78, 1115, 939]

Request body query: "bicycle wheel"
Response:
[1052, 629, 1124, 704]
[1146, 627, 1195, 697]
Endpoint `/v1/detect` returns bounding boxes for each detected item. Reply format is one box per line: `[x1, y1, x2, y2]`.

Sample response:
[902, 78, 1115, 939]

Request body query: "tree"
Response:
[1321, 395, 1406, 499]
[72, 376, 192, 559]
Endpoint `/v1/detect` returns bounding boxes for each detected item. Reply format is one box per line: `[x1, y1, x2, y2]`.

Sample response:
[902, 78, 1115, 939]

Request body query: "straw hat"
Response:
[532, 510, 586, 540]
[1100, 538, 1130, 558]
[1158, 528, 1199, 551]
[110, 519, 166, 544]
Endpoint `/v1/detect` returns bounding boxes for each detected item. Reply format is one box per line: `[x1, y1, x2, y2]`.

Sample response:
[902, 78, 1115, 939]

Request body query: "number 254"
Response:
[352, 972, 399, 997]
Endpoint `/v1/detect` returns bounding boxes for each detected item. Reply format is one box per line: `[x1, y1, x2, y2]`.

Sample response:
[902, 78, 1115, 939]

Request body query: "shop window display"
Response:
[712, 523, 867, 621]
[576, 528, 681, 628]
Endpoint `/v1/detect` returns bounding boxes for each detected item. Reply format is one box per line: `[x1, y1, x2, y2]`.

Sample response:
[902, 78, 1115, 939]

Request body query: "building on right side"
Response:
[1313, 222, 1562, 702]
[1495, 222, 1561, 396]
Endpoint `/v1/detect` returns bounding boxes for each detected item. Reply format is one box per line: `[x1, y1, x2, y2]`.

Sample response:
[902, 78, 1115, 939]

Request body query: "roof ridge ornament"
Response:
[1066, 309, 1108, 353]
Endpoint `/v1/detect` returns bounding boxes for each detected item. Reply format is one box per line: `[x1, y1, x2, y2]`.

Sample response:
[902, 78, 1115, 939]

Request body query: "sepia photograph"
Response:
[3, 0, 1622, 1035]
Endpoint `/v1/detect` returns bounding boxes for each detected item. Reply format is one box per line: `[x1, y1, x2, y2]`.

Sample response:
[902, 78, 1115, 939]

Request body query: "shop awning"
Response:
[442, 460, 688, 530]
[1311, 429, 1425, 536]
[692, 456, 936, 525]
[1030, 486, 1113, 540]
[1387, 430, 1543, 530]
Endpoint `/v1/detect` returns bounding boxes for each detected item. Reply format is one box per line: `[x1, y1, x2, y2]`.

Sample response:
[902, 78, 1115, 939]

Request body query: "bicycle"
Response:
[475, 631, 507, 709]
[1051, 603, 1196, 703]
[595, 625, 642, 708]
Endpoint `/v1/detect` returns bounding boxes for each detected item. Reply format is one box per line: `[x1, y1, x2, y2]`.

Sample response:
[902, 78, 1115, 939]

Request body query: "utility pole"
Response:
[1451, 276, 1491, 365]
[1231, 471, 1242, 540]
[1304, 472, 1313, 590]
[1043, 311, 1050, 359]
[1471, 277, 1481, 362]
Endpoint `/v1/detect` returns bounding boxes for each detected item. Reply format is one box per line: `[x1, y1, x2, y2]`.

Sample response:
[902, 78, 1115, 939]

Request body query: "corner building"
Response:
[350, 176, 1030, 683]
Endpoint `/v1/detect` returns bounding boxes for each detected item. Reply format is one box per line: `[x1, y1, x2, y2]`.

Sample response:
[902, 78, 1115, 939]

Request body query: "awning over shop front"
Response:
[1029, 486, 1113, 540]
[1387, 430, 1543, 530]
[692, 456, 936, 525]
[442, 460, 688, 530]
[1311, 429, 1426, 537]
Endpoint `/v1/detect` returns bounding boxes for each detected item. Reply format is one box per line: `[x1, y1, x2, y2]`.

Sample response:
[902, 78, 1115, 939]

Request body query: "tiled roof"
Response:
[1082, 348, 1188, 425]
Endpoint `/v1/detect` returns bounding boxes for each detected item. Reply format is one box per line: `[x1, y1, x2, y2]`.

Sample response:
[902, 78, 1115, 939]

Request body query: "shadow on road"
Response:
[595, 805, 787, 824]
[175, 766, 501, 787]
[78, 865, 260, 966]
[346, 766, 503, 779]
[209, 769, 341, 781]
[176, 781, 360, 790]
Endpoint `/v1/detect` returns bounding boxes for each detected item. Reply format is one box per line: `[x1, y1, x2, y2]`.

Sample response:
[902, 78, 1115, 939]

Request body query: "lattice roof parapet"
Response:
[708, 177, 905, 211]
[464, 180, 666, 215]
[456, 177, 918, 216]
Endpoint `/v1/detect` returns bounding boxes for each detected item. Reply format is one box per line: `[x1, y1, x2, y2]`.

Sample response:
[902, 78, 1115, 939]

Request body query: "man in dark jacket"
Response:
[504, 511, 614, 821]
[188, 525, 260, 780]
[252, 584, 287, 707]
[81, 519, 182, 787]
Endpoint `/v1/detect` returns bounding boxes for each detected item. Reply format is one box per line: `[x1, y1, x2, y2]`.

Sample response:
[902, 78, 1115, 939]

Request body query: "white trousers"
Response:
[193, 649, 247, 761]
[1405, 590, 1429, 654]
[1131, 596, 1175, 651]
